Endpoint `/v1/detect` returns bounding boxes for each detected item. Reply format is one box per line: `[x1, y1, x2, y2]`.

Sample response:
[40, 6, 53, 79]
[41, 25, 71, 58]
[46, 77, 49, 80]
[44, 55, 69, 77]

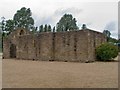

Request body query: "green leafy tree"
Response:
[1, 17, 5, 32]
[48, 25, 52, 32]
[103, 30, 111, 42]
[4, 19, 15, 34]
[39, 25, 44, 32]
[0, 19, 3, 52]
[0, 17, 6, 52]
[31, 26, 38, 34]
[13, 7, 34, 30]
[0, 31, 2, 52]
[118, 39, 120, 52]
[56, 14, 79, 32]
[0, 17, 8, 37]
[103, 30, 111, 37]
[53, 26, 55, 32]
[44, 24, 47, 32]
[96, 43, 118, 61]
[108, 37, 118, 43]
[0, 17, 15, 36]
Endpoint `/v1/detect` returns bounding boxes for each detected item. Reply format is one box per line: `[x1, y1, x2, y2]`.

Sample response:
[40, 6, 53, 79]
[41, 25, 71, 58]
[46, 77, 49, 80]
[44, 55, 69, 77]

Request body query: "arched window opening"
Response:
[19, 30, 25, 35]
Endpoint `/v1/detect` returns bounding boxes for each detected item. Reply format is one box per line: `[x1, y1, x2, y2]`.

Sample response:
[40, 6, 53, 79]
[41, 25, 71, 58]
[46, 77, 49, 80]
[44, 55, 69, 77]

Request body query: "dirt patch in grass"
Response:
[2, 59, 118, 88]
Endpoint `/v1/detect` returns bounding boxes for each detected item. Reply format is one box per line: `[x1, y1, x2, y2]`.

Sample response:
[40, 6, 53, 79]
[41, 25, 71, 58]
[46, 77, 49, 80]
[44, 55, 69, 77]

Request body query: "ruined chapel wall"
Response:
[35, 32, 53, 61]
[16, 30, 89, 62]
[3, 29, 106, 62]
[3, 28, 31, 59]
[54, 30, 88, 62]
[16, 35, 29, 59]
[3, 35, 19, 59]
[27, 35, 36, 60]
[17, 35, 36, 60]
[16, 32, 53, 61]
[76, 30, 89, 62]
[3, 38, 11, 58]
[87, 30, 107, 61]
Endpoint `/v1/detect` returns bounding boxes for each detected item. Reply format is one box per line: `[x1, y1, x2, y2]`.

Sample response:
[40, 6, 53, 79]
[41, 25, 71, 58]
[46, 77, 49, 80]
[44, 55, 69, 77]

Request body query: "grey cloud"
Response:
[78, 22, 93, 29]
[34, 17, 52, 26]
[54, 7, 83, 16]
[33, 14, 56, 27]
[104, 21, 117, 31]
[111, 32, 118, 39]
[104, 21, 118, 39]
[33, 7, 83, 27]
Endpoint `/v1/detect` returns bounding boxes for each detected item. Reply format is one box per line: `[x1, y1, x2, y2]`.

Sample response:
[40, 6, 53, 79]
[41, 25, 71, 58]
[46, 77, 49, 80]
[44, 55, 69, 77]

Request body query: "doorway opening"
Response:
[10, 44, 16, 58]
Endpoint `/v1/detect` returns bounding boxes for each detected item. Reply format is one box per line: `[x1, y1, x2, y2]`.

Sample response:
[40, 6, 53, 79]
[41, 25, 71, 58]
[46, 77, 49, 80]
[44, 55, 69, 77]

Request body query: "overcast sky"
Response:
[0, 0, 118, 39]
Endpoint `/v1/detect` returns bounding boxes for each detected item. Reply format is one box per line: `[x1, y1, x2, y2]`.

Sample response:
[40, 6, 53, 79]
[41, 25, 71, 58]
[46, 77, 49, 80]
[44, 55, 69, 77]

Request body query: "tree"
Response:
[48, 25, 52, 32]
[31, 26, 38, 34]
[13, 7, 34, 30]
[39, 25, 44, 32]
[103, 30, 111, 42]
[0, 17, 8, 37]
[56, 14, 79, 32]
[39, 24, 52, 32]
[0, 17, 6, 52]
[103, 30, 111, 38]
[0, 17, 15, 36]
[96, 43, 118, 61]
[53, 26, 55, 32]
[4, 19, 14, 34]
[108, 37, 118, 43]
[44, 24, 47, 32]
[1, 17, 5, 32]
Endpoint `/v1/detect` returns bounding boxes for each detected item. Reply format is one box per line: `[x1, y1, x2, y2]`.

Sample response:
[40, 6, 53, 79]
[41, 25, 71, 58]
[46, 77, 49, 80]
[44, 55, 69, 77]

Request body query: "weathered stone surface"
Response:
[3, 28, 106, 62]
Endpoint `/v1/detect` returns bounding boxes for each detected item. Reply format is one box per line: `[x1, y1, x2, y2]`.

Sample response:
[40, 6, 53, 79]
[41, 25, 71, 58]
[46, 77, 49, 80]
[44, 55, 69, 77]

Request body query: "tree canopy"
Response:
[103, 30, 111, 38]
[1, 7, 35, 35]
[103, 30, 111, 42]
[56, 14, 79, 32]
[4, 19, 14, 33]
[39, 24, 52, 32]
[39, 25, 44, 32]
[13, 7, 34, 30]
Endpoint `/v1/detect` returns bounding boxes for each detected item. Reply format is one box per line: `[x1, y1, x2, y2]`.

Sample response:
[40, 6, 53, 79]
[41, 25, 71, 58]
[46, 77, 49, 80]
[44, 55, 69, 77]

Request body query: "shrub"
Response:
[96, 43, 118, 61]
[118, 46, 120, 52]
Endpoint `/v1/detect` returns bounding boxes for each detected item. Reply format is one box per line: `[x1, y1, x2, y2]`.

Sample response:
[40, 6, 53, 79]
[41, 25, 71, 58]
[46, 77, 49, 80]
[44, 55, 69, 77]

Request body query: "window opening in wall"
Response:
[19, 30, 25, 35]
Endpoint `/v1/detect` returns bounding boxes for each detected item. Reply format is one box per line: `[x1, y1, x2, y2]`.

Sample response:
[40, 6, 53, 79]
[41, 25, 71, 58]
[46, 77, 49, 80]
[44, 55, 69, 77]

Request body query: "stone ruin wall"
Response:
[3, 29, 106, 62]
[54, 31, 88, 62]
[16, 33, 53, 61]
[3, 28, 31, 59]
[3, 38, 10, 58]
[16, 30, 89, 62]
[87, 30, 107, 61]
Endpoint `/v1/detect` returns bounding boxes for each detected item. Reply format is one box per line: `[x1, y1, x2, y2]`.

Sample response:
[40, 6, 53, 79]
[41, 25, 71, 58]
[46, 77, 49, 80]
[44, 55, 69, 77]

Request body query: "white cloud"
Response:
[0, 0, 118, 39]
